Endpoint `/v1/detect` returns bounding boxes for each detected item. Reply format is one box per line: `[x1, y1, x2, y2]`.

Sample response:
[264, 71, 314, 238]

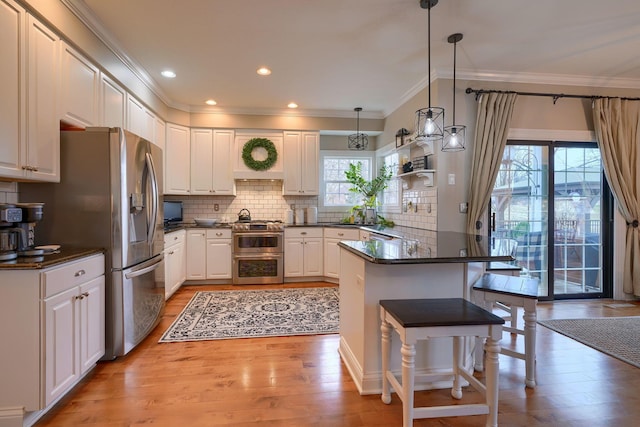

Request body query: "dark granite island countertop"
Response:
[338, 230, 516, 264]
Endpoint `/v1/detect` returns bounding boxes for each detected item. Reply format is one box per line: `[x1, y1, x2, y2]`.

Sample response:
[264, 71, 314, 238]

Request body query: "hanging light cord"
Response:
[427, 3, 432, 108]
[452, 37, 456, 125]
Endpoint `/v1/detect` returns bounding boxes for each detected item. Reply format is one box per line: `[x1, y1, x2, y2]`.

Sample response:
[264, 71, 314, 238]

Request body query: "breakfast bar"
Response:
[337, 228, 516, 395]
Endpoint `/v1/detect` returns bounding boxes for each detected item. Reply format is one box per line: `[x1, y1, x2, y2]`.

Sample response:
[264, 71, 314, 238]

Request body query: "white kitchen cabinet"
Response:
[186, 228, 207, 280]
[0, 253, 105, 423]
[154, 116, 166, 152]
[0, 4, 59, 182]
[164, 123, 191, 194]
[282, 131, 319, 195]
[206, 229, 232, 279]
[164, 229, 186, 299]
[100, 72, 126, 128]
[323, 227, 361, 279]
[59, 41, 99, 128]
[190, 129, 236, 195]
[284, 227, 323, 277]
[126, 94, 155, 142]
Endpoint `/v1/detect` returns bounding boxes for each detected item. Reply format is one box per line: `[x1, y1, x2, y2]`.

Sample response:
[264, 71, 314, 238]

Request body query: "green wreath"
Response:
[242, 138, 278, 171]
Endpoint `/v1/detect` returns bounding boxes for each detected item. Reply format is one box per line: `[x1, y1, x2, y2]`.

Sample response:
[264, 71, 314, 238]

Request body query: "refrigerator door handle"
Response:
[145, 151, 159, 246]
[125, 256, 162, 279]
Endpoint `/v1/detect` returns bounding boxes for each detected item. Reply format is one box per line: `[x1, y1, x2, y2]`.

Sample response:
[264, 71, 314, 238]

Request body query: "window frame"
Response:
[318, 150, 375, 213]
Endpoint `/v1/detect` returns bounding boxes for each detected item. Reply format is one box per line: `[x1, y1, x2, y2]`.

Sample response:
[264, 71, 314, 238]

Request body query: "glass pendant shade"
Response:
[443, 124, 466, 151]
[348, 107, 368, 150]
[414, 107, 444, 143]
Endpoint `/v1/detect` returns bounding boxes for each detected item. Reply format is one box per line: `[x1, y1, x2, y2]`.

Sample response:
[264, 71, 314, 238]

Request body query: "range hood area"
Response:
[233, 131, 284, 180]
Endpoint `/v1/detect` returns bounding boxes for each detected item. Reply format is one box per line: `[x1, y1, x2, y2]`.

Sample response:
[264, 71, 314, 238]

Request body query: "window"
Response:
[319, 151, 373, 209]
[380, 152, 400, 209]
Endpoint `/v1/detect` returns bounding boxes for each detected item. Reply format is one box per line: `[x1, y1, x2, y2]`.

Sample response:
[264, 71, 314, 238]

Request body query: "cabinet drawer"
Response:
[164, 229, 186, 247]
[323, 227, 360, 240]
[206, 229, 231, 239]
[43, 254, 105, 298]
[284, 227, 323, 239]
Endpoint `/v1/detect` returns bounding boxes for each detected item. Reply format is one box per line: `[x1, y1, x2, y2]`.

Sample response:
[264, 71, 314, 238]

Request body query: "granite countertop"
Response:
[0, 247, 105, 270]
[338, 230, 517, 264]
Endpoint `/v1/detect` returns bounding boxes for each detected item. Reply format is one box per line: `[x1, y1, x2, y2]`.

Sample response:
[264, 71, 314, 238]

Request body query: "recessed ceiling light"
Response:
[161, 70, 176, 78]
[287, 102, 298, 109]
[256, 67, 272, 76]
[205, 99, 217, 106]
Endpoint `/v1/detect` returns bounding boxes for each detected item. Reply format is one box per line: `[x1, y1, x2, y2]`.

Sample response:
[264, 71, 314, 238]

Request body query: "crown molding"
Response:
[61, 0, 173, 107]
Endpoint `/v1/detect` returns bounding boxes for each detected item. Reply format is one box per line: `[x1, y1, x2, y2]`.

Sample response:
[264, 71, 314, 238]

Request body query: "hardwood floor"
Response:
[35, 283, 640, 427]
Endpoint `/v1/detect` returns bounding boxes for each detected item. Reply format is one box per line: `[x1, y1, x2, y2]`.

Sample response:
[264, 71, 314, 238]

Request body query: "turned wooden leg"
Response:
[523, 300, 537, 388]
[451, 336, 463, 399]
[484, 330, 501, 427]
[380, 313, 392, 404]
[401, 342, 416, 427]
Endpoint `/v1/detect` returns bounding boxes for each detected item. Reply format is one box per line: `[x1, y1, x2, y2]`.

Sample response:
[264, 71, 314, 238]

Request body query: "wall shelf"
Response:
[395, 137, 434, 156]
[396, 169, 435, 187]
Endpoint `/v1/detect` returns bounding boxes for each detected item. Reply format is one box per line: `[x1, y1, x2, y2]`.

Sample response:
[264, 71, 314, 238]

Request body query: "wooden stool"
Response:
[380, 298, 504, 427]
[472, 273, 539, 388]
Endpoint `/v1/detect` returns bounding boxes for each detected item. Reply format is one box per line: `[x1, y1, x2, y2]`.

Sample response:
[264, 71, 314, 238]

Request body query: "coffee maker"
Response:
[0, 204, 23, 261]
[0, 203, 45, 261]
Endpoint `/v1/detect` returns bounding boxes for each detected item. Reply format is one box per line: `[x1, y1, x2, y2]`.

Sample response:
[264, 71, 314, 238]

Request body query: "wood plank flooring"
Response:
[35, 283, 640, 427]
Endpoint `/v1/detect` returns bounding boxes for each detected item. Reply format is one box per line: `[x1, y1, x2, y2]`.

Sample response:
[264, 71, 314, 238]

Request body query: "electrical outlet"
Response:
[459, 202, 468, 213]
[448, 173, 455, 185]
[214, 204, 219, 211]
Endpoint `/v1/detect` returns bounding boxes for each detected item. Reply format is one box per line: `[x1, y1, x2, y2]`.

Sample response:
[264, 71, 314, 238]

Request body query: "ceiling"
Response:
[68, 0, 640, 119]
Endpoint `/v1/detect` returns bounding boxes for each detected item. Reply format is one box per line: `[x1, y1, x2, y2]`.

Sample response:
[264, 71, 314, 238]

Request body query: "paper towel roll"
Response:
[307, 207, 317, 224]
[284, 209, 294, 224]
[294, 208, 304, 224]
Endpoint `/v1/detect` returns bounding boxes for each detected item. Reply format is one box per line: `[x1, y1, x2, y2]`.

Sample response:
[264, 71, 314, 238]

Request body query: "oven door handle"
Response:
[233, 253, 282, 259]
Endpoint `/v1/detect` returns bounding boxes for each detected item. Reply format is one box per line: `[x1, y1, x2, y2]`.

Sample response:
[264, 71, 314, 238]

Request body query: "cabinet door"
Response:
[0, 0, 26, 179]
[59, 42, 99, 128]
[154, 117, 166, 151]
[206, 239, 232, 279]
[303, 237, 323, 276]
[165, 123, 191, 194]
[26, 14, 59, 182]
[44, 286, 79, 406]
[165, 241, 185, 297]
[324, 238, 340, 279]
[186, 230, 206, 279]
[126, 94, 145, 137]
[212, 129, 235, 195]
[282, 131, 301, 195]
[300, 132, 319, 195]
[100, 73, 125, 128]
[79, 276, 105, 373]
[190, 128, 213, 195]
[284, 238, 304, 277]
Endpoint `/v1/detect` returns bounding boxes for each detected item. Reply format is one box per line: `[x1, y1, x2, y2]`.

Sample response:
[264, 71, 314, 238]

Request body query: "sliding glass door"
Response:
[490, 141, 612, 300]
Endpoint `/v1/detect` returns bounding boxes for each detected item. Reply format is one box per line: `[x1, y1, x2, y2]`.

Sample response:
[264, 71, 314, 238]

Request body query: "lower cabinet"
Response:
[323, 227, 361, 279]
[206, 229, 232, 279]
[284, 227, 323, 277]
[0, 253, 105, 423]
[186, 228, 232, 281]
[164, 229, 186, 299]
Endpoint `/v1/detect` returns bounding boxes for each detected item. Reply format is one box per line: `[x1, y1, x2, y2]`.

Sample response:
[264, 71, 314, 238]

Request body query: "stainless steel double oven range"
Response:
[232, 220, 284, 284]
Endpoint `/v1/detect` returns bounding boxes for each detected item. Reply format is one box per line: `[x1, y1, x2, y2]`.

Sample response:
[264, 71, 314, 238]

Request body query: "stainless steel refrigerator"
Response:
[21, 127, 165, 359]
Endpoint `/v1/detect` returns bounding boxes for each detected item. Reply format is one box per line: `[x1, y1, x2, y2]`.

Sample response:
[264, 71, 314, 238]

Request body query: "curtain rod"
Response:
[465, 87, 640, 104]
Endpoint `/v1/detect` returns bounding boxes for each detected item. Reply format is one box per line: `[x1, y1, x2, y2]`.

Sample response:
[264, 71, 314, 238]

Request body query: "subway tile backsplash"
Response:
[166, 180, 437, 229]
[0, 182, 19, 204]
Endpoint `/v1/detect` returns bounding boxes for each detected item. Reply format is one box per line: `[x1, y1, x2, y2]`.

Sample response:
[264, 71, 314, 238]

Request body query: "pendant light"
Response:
[442, 33, 466, 152]
[414, 0, 444, 147]
[348, 107, 368, 150]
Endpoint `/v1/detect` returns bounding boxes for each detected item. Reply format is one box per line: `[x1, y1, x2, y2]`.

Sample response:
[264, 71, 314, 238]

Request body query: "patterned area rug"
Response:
[538, 317, 640, 368]
[159, 287, 339, 342]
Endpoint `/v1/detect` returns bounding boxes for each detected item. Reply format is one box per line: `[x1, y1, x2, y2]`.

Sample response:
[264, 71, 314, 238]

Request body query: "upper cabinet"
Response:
[164, 123, 190, 195]
[282, 131, 319, 195]
[126, 94, 155, 143]
[59, 41, 99, 128]
[100, 73, 126, 128]
[191, 128, 235, 195]
[0, 2, 60, 182]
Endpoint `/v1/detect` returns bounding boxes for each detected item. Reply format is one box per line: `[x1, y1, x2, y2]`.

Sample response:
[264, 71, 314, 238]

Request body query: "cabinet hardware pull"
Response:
[75, 295, 84, 300]
[74, 269, 86, 277]
[216, 232, 222, 236]
[301, 232, 307, 235]
[174, 236, 178, 240]
[169, 251, 174, 255]
[82, 292, 89, 297]
[338, 233, 344, 236]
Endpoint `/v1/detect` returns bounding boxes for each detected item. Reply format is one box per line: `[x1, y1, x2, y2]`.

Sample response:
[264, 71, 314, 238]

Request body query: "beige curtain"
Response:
[593, 98, 640, 296]
[466, 92, 518, 235]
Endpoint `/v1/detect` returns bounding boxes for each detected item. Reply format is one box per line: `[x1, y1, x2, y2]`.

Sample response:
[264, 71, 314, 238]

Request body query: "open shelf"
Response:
[396, 169, 435, 187]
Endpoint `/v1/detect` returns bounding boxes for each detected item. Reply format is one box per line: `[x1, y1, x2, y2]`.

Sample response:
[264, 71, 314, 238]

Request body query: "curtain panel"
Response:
[466, 92, 518, 235]
[593, 98, 640, 296]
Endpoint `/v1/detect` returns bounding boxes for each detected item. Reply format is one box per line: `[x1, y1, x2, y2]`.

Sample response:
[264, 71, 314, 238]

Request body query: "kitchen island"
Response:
[337, 229, 515, 394]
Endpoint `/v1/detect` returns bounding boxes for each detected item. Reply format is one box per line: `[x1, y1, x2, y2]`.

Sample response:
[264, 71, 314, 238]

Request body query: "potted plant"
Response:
[344, 162, 394, 226]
